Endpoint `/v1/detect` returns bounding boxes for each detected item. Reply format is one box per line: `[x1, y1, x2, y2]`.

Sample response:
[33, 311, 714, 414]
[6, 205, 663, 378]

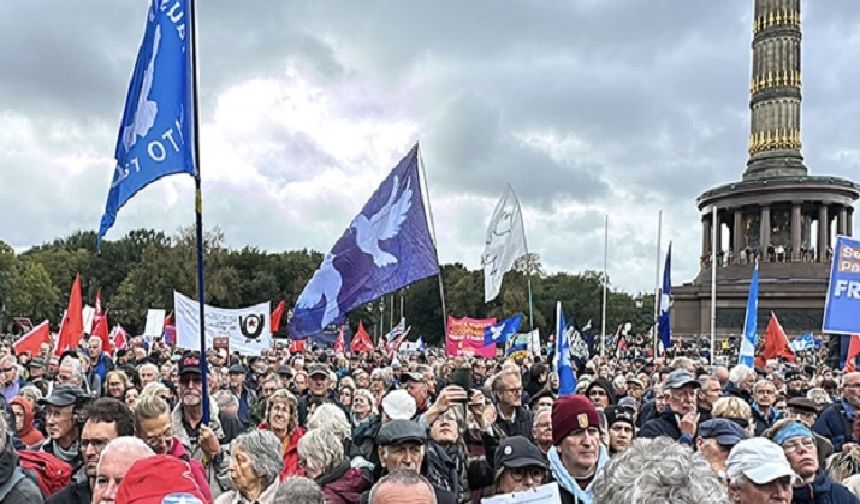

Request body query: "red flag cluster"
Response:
[754, 312, 796, 369]
[350, 321, 374, 354]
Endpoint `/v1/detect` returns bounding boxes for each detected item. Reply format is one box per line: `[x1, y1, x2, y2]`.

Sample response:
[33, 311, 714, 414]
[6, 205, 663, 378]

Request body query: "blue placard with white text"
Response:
[823, 236, 860, 334]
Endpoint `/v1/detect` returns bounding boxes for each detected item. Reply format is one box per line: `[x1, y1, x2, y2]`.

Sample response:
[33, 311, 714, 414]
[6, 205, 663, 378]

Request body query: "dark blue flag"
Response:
[98, 0, 195, 244]
[658, 242, 672, 350]
[288, 145, 440, 339]
[484, 314, 522, 346]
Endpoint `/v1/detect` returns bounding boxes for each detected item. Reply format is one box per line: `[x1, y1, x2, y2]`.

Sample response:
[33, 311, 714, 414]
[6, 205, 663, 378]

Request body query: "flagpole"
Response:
[653, 210, 662, 358]
[189, 0, 210, 424]
[527, 276, 535, 331]
[416, 146, 449, 336]
[601, 214, 608, 359]
[711, 205, 718, 367]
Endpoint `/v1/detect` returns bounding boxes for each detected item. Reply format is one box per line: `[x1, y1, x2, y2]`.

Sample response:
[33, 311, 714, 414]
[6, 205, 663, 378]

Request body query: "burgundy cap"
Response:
[552, 394, 600, 445]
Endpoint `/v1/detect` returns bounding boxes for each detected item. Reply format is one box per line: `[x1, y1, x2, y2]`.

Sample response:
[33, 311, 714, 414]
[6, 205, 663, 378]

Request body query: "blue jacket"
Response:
[793, 469, 860, 504]
[813, 401, 853, 452]
[639, 410, 696, 446]
[752, 403, 782, 436]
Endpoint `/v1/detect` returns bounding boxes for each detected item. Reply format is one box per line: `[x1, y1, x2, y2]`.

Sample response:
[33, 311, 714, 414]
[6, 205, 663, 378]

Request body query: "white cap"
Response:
[726, 438, 798, 484]
[381, 389, 416, 420]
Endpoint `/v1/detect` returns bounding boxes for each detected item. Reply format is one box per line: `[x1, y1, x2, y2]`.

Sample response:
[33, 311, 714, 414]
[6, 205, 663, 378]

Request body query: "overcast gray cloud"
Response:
[1, 0, 859, 297]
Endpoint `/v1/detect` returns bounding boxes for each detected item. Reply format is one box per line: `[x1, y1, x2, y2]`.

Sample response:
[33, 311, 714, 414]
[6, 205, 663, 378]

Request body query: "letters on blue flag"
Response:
[484, 314, 522, 346]
[790, 333, 816, 353]
[823, 236, 860, 334]
[554, 301, 576, 396]
[658, 243, 672, 350]
[739, 261, 760, 368]
[288, 145, 440, 340]
[99, 0, 195, 244]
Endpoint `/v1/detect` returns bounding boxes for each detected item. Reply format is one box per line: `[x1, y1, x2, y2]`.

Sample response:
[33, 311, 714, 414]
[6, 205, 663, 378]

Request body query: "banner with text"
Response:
[446, 316, 497, 358]
[174, 291, 272, 356]
[823, 236, 860, 335]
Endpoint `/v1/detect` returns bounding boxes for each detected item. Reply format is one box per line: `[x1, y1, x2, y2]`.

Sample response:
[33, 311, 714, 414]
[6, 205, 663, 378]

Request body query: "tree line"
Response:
[0, 228, 656, 346]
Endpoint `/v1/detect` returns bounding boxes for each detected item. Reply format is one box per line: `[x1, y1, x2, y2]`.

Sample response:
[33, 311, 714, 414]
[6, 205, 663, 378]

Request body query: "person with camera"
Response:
[39, 385, 90, 473]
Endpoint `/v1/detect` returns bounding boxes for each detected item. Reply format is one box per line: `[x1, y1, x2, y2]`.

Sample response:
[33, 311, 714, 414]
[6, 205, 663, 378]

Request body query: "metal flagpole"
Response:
[711, 205, 718, 366]
[601, 214, 608, 358]
[653, 210, 662, 358]
[527, 276, 535, 330]
[417, 145, 449, 336]
[188, 0, 210, 424]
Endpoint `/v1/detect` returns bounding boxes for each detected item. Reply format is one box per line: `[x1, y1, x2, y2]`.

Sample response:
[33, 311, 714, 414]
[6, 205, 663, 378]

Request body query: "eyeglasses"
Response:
[782, 438, 815, 453]
[497, 387, 522, 394]
[588, 389, 607, 397]
[508, 467, 544, 482]
[535, 422, 552, 430]
[143, 427, 173, 448]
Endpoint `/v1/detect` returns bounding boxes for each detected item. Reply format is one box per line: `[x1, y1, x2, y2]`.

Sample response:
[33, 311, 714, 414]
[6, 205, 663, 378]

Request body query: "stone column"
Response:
[818, 205, 829, 262]
[791, 202, 802, 261]
[839, 206, 849, 236]
[702, 217, 711, 258]
[760, 205, 771, 262]
[849, 208, 855, 237]
[734, 210, 745, 257]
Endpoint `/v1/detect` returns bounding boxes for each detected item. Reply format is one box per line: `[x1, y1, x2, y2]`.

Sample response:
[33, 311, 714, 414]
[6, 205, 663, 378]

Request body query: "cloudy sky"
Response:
[2, 1, 859, 295]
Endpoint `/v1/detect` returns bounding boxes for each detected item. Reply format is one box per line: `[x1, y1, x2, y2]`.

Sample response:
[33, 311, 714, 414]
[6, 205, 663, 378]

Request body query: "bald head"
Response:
[713, 367, 729, 385]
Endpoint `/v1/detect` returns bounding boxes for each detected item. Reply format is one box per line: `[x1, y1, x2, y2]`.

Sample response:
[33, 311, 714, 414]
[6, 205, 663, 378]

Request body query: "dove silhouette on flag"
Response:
[289, 145, 439, 340]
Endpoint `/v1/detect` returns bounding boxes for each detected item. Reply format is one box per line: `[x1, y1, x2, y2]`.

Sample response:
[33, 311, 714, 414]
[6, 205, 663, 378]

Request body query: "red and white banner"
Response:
[445, 316, 497, 358]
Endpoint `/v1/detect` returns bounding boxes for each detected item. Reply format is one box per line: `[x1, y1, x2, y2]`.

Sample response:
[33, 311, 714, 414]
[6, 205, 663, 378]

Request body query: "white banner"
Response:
[483, 184, 527, 302]
[143, 309, 166, 338]
[173, 291, 272, 356]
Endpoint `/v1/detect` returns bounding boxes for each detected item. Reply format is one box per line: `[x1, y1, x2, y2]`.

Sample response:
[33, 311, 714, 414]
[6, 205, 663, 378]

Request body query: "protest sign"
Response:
[174, 291, 272, 356]
[481, 483, 561, 504]
[446, 316, 497, 358]
[823, 236, 860, 334]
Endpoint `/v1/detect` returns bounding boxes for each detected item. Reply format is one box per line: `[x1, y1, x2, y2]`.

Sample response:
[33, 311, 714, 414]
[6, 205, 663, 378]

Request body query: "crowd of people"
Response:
[0, 332, 854, 503]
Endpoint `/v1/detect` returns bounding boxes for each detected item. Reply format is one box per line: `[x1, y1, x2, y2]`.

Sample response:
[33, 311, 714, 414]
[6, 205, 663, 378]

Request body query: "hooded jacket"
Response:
[548, 443, 610, 504]
[316, 460, 371, 504]
[793, 469, 860, 504]
[10, 397, 43, 449]
[585, 379, 617, 407]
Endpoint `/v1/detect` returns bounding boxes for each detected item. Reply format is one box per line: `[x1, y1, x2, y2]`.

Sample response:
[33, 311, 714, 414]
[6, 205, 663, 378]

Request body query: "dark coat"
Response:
[45, 477, 89, 504]
[316, 461, 371, 504]
[297, 392, 349, 428]
[793, 469, 860, 504]
[0, 438, 42, 504]
[492, 406, 534, 441]
[813, 401, 854, 452]
[723, 381, 753, 404]
[751, 404, 782, 436]
[639, 410, 695, 446]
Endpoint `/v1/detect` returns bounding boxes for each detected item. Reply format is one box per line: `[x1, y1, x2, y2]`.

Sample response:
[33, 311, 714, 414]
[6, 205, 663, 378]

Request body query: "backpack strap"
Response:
[0, 467, 26, 502]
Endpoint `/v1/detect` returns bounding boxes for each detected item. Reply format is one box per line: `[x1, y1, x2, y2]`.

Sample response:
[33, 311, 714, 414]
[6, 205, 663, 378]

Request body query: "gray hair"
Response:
[533, 406, 552, 429]
[133, 395, 170, 433]
[233, 430, 284, 487]
[97, 436, 154, 475]
[215, 390, 239, 410]
[369, 470, 436, 504]
[370, 368, 392, 387]
[19, 385, 43, 402]
[297, 429, 344, 475]
[307, 403, 351, 442]
[139, 381, 169, 401]
[753, 379, 776, 394]
[353, 388, 378, 415]
[729, 365, 756, 385]
[593, 437, 728, 504]
[274, 476, 325, 504]
[138, 363, 158, 376]
[807, 388, 832, 407]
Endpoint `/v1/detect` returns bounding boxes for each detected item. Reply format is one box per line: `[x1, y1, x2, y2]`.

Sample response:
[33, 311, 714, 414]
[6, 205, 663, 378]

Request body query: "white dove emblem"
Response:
[295, 253, 343, 329]
[351, 174, 413, 267]
[489, 324, 504, 342]
[122, 22, 161, 153]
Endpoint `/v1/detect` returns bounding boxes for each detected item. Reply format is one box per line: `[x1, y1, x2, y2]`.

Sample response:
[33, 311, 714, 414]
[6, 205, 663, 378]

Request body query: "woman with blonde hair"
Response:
[712, 396, 754, 437]
[260, 388, 305, 479]
[104, 370, 130, 400]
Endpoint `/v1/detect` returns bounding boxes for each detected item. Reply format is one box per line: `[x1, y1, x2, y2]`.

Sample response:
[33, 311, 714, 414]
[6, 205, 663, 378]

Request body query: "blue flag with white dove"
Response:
[484, 314, 523, 346]
[658, 242, 672, 351]
[288, 145, 440, 340]
[99, 0, 195, 245]
[739, 261, 760, 367]
[790, 333, 817, 353]
[554, 301, 576, 396]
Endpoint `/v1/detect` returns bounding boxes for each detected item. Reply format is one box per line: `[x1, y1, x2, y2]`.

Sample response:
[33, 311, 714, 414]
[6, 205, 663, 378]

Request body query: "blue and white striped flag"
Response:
[739, 261, 760, 367]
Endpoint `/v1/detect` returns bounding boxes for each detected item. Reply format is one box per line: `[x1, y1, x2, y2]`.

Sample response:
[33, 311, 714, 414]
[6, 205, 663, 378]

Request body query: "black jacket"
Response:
[492, 406, 535, 441]
[45, 477, 89, 504]
[639, 410, 695, 445]
[297, 392, 349, 428]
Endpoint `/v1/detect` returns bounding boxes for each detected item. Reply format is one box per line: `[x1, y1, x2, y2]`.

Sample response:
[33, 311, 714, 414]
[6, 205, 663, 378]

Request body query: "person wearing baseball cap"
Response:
[604, 405, 635, 455]
[297, 363, 346, 427]
[548, 394, 609, 504]
[726, 438, 796, 504]
[227, 363, 256, 428]
[640, 369, 701, 444]
[696, 418, 748, 477]
[492, 436, 547, 494]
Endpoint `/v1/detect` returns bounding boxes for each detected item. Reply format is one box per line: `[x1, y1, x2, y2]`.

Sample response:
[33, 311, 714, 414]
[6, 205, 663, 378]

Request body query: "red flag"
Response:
[754, 312, 796, 369]
[13, 320, 51, 357]
[94, 288, 103, 316]
[55, 273, 84, 356]
[111, 325, 128, 351]
[271, 300, 286, 332]
[350, 321, 375, 353]
[334, 325, 346, 353]
[289, 338, 306, 353]
[846, 335, 860, 372]
[92, 311, 111, 353]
